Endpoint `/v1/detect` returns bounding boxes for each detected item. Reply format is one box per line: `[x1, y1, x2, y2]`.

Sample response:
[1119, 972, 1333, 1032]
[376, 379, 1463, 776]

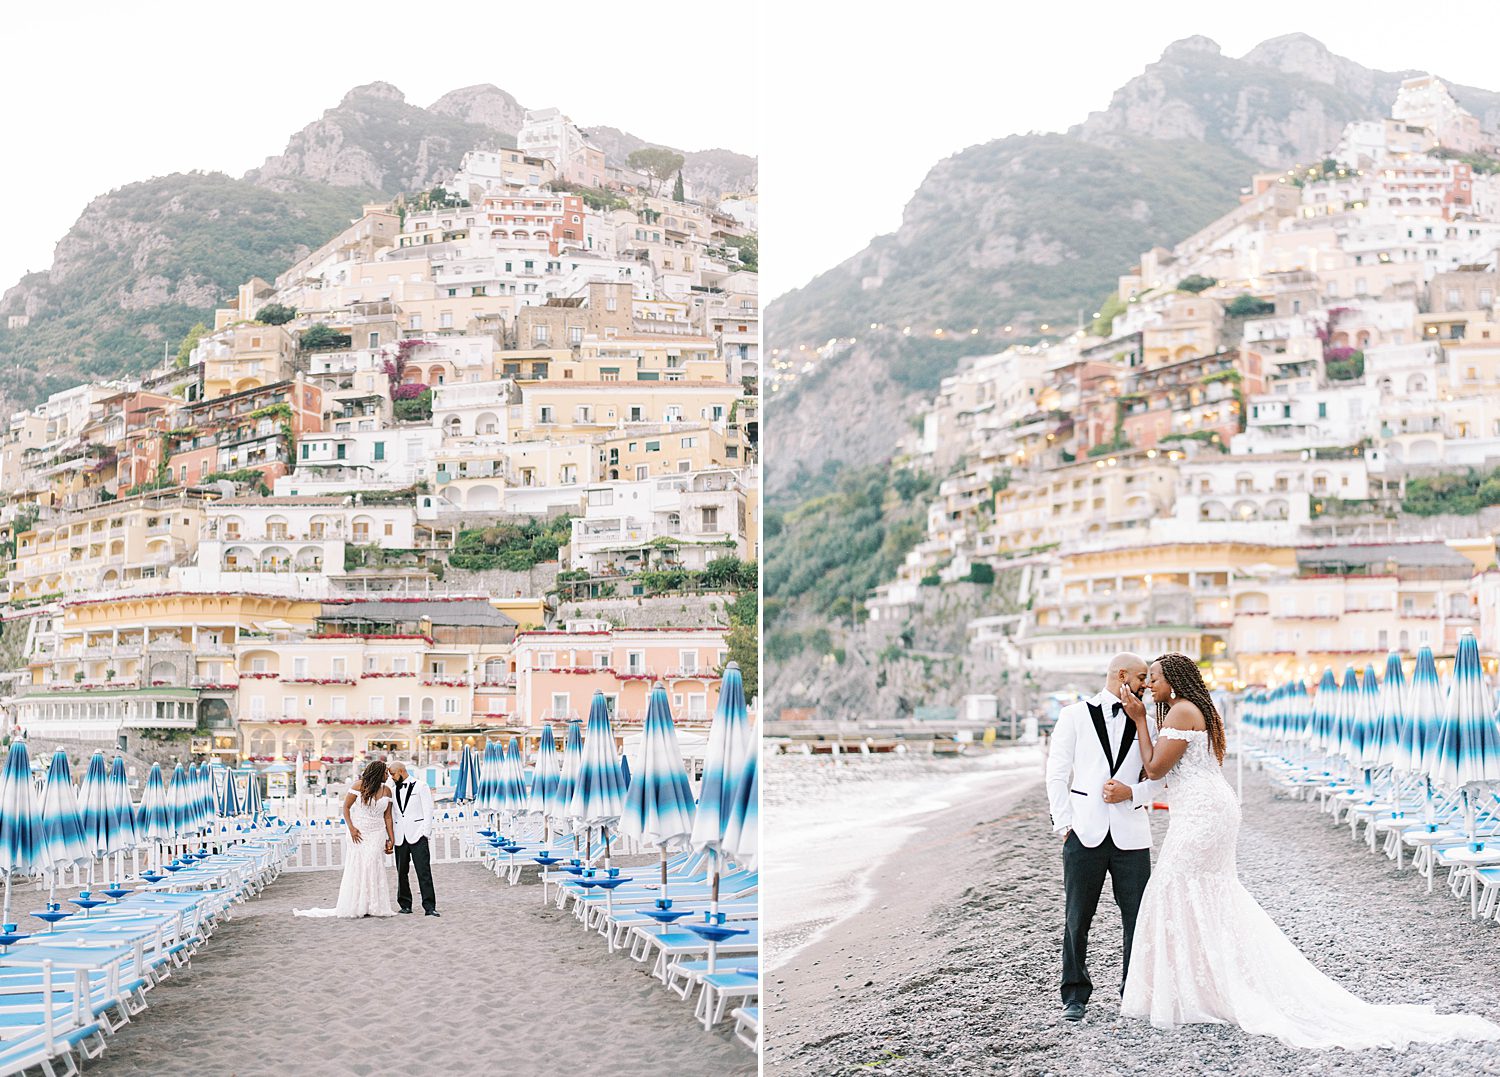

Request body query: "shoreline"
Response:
[765, 761, 1500, 1076]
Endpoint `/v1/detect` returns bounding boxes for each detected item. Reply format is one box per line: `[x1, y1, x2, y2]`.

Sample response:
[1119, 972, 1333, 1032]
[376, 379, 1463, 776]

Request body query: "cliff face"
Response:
[766, 34, 1500, 491]
[0, 83, 753, 410]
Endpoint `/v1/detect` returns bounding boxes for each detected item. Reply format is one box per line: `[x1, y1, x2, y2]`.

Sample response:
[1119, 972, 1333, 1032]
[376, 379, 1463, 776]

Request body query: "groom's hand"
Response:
[1102, 779, 1131, 804]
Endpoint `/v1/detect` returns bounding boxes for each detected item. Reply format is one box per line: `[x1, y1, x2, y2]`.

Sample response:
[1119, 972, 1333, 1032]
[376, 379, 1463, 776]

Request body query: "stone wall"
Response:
[552, 593, 735, 629]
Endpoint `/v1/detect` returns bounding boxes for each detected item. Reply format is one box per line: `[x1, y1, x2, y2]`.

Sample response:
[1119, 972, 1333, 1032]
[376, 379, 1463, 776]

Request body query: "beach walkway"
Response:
[86, 859, 753, 1076]
[767, 758, 1500, 1076]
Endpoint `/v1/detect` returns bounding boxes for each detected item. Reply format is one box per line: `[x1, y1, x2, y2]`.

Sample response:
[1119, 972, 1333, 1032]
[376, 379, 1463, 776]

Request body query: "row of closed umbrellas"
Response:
[0, 744, 265, 925]
[454, 663, 758, 871]
[1242, 633, 1500, 792]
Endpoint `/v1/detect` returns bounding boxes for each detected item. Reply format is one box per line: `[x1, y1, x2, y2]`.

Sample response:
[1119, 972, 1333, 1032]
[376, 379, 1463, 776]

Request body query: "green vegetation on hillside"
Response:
[448, 517, 573, 571]
[1403, 468, 1500, 516]
[0, 175, 371, 404]
[764, 464, 934, 648]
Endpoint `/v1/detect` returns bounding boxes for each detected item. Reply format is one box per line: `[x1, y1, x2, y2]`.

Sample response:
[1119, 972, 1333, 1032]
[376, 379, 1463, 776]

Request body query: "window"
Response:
[1317, 402, 1327, 419]
[369, 695, 384, 719]
[681, 436, 696, 448]
[679, 650, 699, 674]
[282, 696, 297, 717]
[332, 657, 346, 676]
[539, 406, 554, 424]
[646, 440, 660, 452]
[537, 653, 555, 670]
[551, 693, 570, 719]
[373, 441, 385, 461]
[569, 326, 583, 345]
[392, 657, 408, 673]
[397, 696, 412, 719]
[534, 325, 550, 344]
[293, 657, 308, 678]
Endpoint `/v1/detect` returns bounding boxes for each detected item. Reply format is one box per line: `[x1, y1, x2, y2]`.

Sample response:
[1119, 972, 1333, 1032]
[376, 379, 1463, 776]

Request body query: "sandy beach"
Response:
[765, 751, 1500, 1076]
[83, 857, 754, 1076]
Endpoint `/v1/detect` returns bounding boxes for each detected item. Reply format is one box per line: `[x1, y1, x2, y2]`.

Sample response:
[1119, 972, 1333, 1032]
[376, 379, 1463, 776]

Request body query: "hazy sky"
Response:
[759, 0, 1500, 301]
[1, 1, 758, 296]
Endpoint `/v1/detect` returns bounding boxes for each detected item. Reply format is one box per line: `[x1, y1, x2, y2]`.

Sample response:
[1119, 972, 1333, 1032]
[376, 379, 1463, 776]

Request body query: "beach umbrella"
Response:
[243, 771, 264, 820]
[549, 721, 584, 834]
[720, 733, 759, 872]
[1374, 653, 1407, 772]
[1330, 666, 1362, 771]
[1353, 664, 1383, 779]
[105, 758, 138, 861]
[691, 661, 754, 909]
[1431, 634, 1500, 834]
[621, 684, 698, 890]
[167, 763, 194, 838]
[570, 692, 629, 861]
[453, 744, 480, 804]
[1308, 668, 1338, 757]
[136, 765, 174, 869]
[1407, 647, 1446, 784]
[217, 765, 242, 818]
[500, 738, 527, 816]
[198, 764, 214, 830]
[39, 751, 88, 902]
[527, 725, 559, 834]
[0, 741, 45, 926]
[479, 741, 504, 815]
[77, 752, 111, 874]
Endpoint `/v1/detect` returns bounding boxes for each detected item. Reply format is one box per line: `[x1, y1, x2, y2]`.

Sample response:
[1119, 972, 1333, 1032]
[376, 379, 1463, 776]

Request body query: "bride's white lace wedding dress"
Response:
[1121, 727, 1500, 1049]
[294, 785, 396, 919]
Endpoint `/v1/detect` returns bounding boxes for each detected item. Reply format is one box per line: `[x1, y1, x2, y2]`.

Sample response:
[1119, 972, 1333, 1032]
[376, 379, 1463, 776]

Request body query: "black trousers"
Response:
[1061, 831, 1150, 1006]
[395, 837, 436, 913]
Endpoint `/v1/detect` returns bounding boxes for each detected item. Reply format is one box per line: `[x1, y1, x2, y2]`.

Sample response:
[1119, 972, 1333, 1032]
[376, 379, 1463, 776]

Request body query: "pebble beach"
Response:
[80, 858, 754, 1076]
[765, 751, 1500, 1076]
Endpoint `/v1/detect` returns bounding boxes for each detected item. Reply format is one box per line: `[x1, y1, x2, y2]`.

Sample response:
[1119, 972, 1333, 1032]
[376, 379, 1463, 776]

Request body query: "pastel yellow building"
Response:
[10, 494, 205, 601]
[201, 324, 298, 400]
[979, 452, 1178, 555]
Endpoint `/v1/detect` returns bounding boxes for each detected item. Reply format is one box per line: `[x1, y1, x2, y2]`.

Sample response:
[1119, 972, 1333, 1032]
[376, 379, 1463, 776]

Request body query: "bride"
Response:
[294, 759, 397, 919]
[1119, 652, 1500, 1049]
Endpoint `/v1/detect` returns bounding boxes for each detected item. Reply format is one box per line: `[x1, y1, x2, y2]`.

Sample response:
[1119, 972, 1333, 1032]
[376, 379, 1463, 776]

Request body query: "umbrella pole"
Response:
[659, 847, 668, 896]
[603, 825, 611, 870]
[2, 871, 10, 928]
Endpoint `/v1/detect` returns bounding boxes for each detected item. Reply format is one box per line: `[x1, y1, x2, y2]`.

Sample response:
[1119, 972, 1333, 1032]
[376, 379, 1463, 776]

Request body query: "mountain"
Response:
[766, 33, 1500, 491]
[0, 83, 754, 411]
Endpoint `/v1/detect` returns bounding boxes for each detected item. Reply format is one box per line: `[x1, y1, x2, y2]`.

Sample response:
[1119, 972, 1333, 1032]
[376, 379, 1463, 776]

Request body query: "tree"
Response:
[1177, 274, 1216, 294]
[627, 147, 686, 196]
[672, 170, 685, 202]
[726, 234, 757, 272]
[725, 622, 758, 702]
[1225, 294, 1275, 317]
[175, 322, 208, 368]
[393, 388, 433, 422]
[299, 323, 342, 351]
[257, 303, 297, 325]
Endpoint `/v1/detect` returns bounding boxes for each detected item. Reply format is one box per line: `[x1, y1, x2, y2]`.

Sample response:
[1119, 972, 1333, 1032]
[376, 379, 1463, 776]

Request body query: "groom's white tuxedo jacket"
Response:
[390, 776, 435, 845]
[1045, 689, 1162, 850]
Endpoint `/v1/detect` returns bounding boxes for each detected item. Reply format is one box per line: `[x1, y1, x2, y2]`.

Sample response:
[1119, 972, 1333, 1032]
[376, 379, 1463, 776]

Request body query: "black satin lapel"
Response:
[1113, 716, 1136, 777]
[1086, 703, 1112, 766]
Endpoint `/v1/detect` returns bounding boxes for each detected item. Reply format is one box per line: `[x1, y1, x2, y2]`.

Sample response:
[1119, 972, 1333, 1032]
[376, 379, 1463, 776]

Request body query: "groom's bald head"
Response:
[1106, 653, 1147, 697]
[388, 760, 409, 780]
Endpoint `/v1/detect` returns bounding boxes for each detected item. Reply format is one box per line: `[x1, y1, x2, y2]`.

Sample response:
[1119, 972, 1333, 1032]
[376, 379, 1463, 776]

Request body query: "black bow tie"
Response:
[1111, 702, 1123, 716]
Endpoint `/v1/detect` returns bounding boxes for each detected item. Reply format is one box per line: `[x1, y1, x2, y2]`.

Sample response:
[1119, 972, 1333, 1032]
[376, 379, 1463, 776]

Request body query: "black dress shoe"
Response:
[425, 909, 440, 917]
[1062, 1002, 1086, 1022]
[398, 908, 412, 914]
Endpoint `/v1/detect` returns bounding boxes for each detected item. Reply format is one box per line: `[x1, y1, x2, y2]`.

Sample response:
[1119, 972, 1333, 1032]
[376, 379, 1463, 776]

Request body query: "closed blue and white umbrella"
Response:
[39, 751, 88, 896]
[1406, 647, 1446, 780]
[105, 758, 138, 855]
[1353, 664, 1383, 777]
[77, 751, 111, 864]
[571, 692, 629, 859]
[243, 771, 264, 820]
[217, 764, 242, 818]
[720, 735, 759, 872]
[1308, 668, 1339, 756]
[622, 684, 698, 865]
[137, 765, 173, 849]
[500, 738, 527, 816]
[167, 763, 194, 837]
[692, 661, 754, 907]
[1373, 652, 1407, 772]
[527, 725, 559, 825]
[453, 744, 480, 804]
[548, 721, 584, 831]
[478, 741, 504, 814]
[0, 741, 44, 925]
[1431, 634, 1500, 795]
[1331, 666, 1361, 770]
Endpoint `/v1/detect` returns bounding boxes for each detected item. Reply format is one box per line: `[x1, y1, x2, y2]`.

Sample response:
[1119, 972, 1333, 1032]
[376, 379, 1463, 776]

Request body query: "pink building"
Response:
[512, 621, 730, 730]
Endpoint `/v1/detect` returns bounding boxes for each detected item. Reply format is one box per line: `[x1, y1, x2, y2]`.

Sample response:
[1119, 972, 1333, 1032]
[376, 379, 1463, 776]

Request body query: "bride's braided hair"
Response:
[356, 759, 388, 803]
[1154, 652, 1226, 764]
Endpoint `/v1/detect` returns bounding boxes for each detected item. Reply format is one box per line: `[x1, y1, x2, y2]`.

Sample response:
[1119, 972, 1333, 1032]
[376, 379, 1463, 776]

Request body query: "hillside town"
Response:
[0, 108, 759, 781]
[848, 76, 1500, 700]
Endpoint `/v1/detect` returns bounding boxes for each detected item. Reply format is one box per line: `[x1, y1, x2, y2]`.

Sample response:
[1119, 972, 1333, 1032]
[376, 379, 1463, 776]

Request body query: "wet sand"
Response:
[765, 754, 1500, 1076]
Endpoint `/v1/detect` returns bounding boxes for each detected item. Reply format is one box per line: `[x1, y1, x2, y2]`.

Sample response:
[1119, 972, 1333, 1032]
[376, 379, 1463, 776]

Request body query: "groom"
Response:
[388, 760, 440, 917]
[1044, 653, 1160, 1022]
